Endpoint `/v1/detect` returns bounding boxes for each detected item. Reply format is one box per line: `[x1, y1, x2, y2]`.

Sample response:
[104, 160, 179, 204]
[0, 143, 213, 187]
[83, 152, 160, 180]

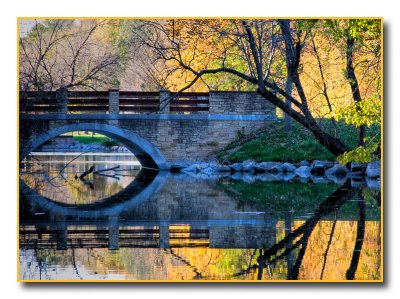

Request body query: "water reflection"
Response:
[21, 153, 141, 204]
[19, 156, 381, 281]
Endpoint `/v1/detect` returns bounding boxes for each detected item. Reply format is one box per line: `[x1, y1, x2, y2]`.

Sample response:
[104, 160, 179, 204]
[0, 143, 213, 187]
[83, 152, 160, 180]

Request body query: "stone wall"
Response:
[20, 114, 276, 165]
[116, 118, 269, 161]
[209, 91, 275, 114]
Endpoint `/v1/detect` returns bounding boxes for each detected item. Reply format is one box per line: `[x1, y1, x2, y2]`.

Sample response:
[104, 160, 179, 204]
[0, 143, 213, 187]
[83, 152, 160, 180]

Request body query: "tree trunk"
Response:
[259, 88, 350, 157]
[284, 75, 293, 131]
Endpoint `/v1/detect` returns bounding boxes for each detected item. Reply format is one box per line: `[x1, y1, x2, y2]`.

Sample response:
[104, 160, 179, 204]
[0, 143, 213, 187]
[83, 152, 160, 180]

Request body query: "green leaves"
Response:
[338, 142, 380, 164]
[335, 96, 381, 127]
[297, 19, 318, 32]
[348, 19, 381, 40]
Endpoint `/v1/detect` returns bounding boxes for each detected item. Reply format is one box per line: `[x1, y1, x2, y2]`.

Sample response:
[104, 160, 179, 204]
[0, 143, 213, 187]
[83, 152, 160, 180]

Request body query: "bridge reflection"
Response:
[20, 171, 279, 250]
[19, 222, 277, 250]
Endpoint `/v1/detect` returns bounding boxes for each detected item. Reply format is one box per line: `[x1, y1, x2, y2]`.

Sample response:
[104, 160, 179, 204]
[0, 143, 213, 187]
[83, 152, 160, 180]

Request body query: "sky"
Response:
[19, 20, 35, 37]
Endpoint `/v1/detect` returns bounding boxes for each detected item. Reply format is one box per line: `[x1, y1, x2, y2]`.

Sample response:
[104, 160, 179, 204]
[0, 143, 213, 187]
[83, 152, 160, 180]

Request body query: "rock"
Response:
[311, 176, 330, 184]
[310, 160, 334, 175]
[194, 173, 223, 180]
[294, 166, 312, 178]
[230, 163, 243, 172]
[351, 178, 367, 188]
[281, 172, 297, 181]
[180, 164, 200, 174]
[270, 162, 285, 172]
[326, 174, 347, 185]
[254, 162, 281, 173]
[282, 162, 297, 172]
[200, 167, 218, 175]
[180, 162, 210, 174]
[200, 164, 231, 175]
[351, 162, 367, 174]
[242, 160, 256, 173]
[298, 177, 311, 183]
[325, 164, 349, 176]
[347, 171, 364, 178]
[366, 178, 381, 190]
[170, 161, 192, 173]
[216, 165, 231, 173]
[366, 160, 381, 179]
[299, 160, 310, 167]
[231, 172, 244, 181]
[196, 162, 211, 170]
[242, 173, 256, 184]
[255, 173, 281, 182]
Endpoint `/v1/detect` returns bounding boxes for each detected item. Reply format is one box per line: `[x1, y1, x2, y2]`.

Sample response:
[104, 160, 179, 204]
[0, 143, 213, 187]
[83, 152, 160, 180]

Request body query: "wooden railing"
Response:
[19, 89, 210, 114]
[170, 92, 209, 113]
[19, 226, 210, 249]
[119, 91, 160, 113]
[68, 91, 109, 112]
[19, 91, 59, 112]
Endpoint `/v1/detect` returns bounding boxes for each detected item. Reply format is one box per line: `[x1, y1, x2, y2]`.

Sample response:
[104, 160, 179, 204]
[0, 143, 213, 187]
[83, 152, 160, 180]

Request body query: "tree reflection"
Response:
[346, 191, 366, 280]
[234, 180, 368, 280]
[320, 210, 337, 279]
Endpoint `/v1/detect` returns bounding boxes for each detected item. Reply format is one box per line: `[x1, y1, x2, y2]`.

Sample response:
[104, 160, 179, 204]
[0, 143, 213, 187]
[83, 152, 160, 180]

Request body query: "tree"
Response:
[19, 19, 119, 92]
[324, 19, 382, 162]
[132, 19, 381, 159]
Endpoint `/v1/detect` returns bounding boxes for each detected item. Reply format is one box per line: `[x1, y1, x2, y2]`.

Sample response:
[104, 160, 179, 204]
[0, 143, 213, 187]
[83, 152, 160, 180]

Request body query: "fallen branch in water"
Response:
[94, 172, 120, 180]
[93, 165, 120, 174]
[58, 150, 95, 176]
[79, 165, 95, 180]
[79, 178, 94, 189]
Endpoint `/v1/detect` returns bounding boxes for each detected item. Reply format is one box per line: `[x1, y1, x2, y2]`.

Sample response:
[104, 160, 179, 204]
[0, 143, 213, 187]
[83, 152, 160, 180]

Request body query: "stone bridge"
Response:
[19, 89, 277, 169]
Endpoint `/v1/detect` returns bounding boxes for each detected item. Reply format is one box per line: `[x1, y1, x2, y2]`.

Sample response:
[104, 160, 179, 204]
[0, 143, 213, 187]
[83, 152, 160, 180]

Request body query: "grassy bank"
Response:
[72, 135, 120, 147]
[217, 119, 380, 163]
[72, 135, 111, 144]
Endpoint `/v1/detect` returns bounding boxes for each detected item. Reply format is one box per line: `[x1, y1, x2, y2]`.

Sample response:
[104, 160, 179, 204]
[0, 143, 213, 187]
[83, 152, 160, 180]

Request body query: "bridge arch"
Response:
[21, 122, 168, 170]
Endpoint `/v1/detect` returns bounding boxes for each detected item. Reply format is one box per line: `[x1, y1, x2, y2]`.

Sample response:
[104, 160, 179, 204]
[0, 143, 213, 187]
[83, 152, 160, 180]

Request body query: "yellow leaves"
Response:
[299, 21, 381, 119]
[298, 221, 381, 280]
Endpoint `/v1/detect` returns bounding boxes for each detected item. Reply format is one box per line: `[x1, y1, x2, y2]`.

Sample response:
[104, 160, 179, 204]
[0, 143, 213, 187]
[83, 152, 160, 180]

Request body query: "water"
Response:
[19, 153, 382, 281]
[21, 152, 141, 205]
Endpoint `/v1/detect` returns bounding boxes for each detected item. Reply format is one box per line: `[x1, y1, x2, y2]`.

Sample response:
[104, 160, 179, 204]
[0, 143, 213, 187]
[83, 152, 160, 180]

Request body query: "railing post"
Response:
[56, 88, 68, 114]
[108, 226, 120, 250]
[159, 225, 170, 249]
[159, 89, 170, 113]
[109, 88, 119, 114]
[208, 90, 222, 114]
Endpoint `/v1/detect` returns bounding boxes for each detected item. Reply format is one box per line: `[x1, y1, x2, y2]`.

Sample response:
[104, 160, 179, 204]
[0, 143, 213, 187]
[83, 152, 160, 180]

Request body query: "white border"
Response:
[2, 0, 399, 297]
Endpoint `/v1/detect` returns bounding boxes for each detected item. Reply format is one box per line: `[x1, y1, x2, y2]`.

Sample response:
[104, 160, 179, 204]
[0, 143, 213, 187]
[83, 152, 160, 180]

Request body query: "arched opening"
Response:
[21, 123, 167, 170]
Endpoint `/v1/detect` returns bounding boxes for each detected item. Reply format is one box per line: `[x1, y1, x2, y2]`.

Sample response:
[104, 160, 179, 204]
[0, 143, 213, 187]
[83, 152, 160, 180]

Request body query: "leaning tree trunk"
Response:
[284, 75, 293, 131]
[259, 88, 350, 157]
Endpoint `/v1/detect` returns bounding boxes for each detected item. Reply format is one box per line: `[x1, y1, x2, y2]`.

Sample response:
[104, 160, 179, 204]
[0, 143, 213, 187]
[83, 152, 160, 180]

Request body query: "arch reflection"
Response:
[19, 170, 167, 219]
